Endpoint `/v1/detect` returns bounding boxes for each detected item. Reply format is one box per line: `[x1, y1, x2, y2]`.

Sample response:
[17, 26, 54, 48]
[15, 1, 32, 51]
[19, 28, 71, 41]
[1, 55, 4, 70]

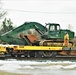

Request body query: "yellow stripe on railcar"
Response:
[13, 46, 62, 51]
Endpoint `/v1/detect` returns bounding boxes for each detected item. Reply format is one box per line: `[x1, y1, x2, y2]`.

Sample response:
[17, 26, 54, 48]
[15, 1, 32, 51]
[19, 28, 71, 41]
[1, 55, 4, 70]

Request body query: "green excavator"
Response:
[0, 22, 75, 45]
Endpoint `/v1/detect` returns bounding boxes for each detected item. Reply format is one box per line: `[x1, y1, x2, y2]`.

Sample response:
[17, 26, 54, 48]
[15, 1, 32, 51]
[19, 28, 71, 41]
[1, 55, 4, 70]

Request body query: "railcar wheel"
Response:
[29, 51, 35, 57]
[35, 51, 57, 58]
[24, 52, 29, 57]
[35, 51, 43, 57]
[42, 51, 57, 57]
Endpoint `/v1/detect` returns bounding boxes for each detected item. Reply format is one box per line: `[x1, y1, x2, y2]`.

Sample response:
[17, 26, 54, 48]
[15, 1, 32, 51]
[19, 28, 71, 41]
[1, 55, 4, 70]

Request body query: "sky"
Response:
[1, 0, 76, 34]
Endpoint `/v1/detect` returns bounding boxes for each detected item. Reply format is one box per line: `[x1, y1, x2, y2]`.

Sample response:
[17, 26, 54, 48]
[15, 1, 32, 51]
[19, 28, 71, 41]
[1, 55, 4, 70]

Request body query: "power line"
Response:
[3, 8, 76, 14]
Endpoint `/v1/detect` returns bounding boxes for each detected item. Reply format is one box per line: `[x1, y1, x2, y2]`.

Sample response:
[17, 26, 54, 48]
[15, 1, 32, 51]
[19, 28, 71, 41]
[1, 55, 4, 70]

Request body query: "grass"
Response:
[0, 71, 28, 75]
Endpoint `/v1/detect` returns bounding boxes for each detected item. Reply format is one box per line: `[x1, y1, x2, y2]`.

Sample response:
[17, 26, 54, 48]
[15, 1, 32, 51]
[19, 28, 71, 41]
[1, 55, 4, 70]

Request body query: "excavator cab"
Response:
[42, 23, 61, 39]
[45, 23, 60, 38]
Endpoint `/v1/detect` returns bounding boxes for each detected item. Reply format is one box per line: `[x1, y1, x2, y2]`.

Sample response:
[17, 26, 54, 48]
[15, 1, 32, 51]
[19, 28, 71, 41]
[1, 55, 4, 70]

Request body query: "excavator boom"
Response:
[0, 22, 46, 45]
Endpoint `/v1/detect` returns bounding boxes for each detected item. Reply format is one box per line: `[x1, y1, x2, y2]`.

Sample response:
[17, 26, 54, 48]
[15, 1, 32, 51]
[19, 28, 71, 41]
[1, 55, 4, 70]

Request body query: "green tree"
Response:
[0, 0, 7, 35]
[2, 18, 8, 32]
[0, 18, 14, 34]
[7, 18, 14, 31]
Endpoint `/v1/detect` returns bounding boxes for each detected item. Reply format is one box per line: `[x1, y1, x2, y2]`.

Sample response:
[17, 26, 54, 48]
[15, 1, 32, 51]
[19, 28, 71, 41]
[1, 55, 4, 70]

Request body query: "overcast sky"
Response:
[1, 0, 76, 34]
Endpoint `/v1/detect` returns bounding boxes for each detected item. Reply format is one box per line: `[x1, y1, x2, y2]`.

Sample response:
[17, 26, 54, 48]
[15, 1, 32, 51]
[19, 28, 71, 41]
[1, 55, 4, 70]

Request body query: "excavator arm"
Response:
[0, 22, 46, 45]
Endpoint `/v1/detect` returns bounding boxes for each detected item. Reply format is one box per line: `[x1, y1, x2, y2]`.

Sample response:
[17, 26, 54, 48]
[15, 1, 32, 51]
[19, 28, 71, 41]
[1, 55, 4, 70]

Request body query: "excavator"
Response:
[0, 22, 76, 58]
[0, 22, 74, 45]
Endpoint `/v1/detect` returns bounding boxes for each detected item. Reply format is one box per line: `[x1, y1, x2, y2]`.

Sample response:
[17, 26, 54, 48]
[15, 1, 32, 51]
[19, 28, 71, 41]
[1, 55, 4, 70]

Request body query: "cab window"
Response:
[50, 26, 55, 31]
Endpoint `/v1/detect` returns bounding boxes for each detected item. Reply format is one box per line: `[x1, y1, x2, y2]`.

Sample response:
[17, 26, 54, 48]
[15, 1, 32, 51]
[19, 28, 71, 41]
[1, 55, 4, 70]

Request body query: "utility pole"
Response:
[68, 24, 70, 30]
